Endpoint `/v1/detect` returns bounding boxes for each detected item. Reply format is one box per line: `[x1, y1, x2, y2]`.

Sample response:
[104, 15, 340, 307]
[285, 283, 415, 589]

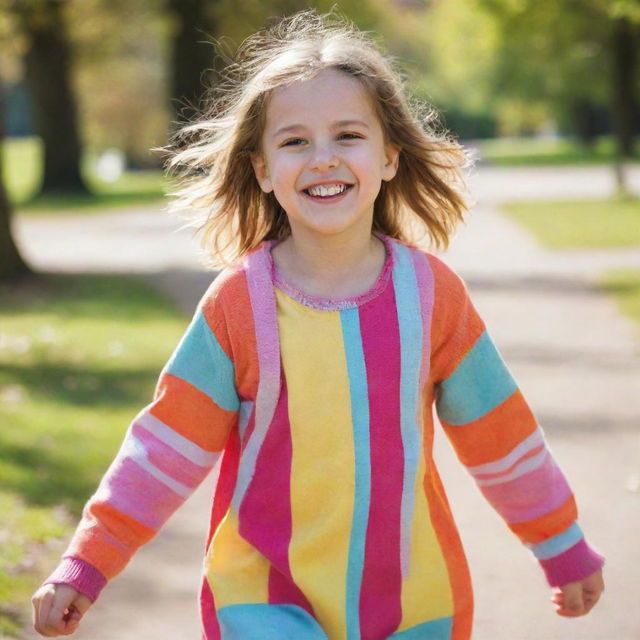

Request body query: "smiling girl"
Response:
[32, 10, 604, 639]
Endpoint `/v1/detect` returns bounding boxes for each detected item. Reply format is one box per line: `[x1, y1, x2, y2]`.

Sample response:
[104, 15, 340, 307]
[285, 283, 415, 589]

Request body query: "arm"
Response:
[428, 255, 604, 609]
[33, 286, 239, 634]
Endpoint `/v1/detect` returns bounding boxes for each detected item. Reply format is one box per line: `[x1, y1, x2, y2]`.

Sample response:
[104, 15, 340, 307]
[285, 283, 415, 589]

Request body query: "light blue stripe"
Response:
[391, 242, 423, 578]
[218, 603, 328, 639]
[529, 522, 584, 560]
[390, 616, 452, 639]
[341, 308, 371, 640]
[436, 330, 517, 426]
[165, 310, 239, 412]
[237, 400, 254, 442]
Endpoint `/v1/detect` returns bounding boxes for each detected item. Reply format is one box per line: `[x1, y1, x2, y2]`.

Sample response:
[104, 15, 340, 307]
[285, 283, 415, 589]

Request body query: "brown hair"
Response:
[164, 9, 471, 266]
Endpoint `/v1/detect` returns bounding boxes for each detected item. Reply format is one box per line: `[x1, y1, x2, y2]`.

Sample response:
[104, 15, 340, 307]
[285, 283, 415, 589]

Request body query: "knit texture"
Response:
[45, 237, 603, 640]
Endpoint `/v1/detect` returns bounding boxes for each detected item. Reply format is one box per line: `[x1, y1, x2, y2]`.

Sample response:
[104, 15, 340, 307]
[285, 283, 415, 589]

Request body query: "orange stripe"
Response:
[441, 390, 537, 466]
[508, 496, 578, 544]
[428, 255, 485, 384]
[151, 373, 235, 452]
[422, 409, 473, 639]
[202, 267, 259, 401]
[69, 503, 155, 578]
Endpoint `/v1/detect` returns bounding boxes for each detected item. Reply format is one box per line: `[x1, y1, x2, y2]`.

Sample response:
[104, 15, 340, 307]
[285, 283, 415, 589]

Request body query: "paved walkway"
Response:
[16, 166, 640, 639]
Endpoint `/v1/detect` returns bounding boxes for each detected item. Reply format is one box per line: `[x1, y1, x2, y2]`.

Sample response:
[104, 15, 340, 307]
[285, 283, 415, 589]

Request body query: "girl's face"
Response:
[252, 68, 399, 245]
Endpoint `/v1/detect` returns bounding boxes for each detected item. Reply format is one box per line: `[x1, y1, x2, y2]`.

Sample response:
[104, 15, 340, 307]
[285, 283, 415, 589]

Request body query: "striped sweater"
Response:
[46, 236, 604, 639]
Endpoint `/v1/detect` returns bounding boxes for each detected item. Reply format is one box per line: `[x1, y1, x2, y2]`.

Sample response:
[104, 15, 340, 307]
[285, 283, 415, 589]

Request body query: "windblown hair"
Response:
[164, 9, 471, 267]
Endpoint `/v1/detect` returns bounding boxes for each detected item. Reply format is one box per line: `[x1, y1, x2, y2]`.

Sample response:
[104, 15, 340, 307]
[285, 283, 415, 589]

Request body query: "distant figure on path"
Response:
[32, 10, 604, 639]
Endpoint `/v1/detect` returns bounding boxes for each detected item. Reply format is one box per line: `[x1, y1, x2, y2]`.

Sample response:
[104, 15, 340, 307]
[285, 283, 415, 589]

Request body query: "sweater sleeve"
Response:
[428, 255, 604, 587]
[44, 284, 239, 602]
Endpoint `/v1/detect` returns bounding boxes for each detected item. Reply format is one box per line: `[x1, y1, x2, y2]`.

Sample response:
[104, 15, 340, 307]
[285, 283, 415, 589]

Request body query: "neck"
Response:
[272, 232, 386, 299]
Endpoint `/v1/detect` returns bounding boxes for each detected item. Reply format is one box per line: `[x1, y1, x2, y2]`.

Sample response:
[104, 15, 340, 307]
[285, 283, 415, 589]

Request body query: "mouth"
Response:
[302, 183, 353, 199]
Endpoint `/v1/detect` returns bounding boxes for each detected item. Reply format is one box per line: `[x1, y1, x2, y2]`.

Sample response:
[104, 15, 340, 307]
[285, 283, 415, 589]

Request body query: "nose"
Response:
[309, 141, 339, 171]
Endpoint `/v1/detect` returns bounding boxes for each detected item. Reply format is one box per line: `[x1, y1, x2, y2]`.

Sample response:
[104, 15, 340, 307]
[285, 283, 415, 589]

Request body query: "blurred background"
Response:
[1, 1, 639, 638]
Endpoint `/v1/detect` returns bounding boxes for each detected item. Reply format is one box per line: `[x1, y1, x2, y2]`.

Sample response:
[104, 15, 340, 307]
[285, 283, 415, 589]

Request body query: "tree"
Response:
[10, 0, 89, 194]
[0, 85, 30, 280]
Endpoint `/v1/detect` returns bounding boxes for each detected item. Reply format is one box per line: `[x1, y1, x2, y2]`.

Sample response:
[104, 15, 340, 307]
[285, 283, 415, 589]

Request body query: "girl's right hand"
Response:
[32, 584, 92, 637]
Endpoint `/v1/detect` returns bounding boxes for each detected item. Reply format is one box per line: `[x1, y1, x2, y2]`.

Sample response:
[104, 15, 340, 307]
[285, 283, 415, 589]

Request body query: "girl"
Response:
[32, 10, 604, 639]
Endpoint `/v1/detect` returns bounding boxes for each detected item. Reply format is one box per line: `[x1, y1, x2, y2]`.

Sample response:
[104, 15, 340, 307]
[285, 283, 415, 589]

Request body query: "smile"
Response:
[303, 183, 351, 198]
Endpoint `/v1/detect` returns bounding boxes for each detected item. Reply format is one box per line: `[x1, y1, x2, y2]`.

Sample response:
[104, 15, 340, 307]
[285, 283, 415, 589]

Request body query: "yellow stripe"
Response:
[205, 508, 270, 608]
[398, 438, 454, 630]
[276, 291, 354, 640]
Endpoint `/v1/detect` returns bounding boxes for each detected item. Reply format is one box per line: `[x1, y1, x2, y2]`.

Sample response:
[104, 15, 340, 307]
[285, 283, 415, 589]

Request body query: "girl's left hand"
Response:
[552, 569, 604, 617]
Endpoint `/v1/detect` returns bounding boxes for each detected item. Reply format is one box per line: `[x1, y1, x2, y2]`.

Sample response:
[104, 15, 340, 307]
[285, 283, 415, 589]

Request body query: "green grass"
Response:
[501, 197, 640, 249]
[0, 274, 187, 636]
[475, 136, 640, 167]
[3, 137, 167, 213]
[601, 269, 640, 336]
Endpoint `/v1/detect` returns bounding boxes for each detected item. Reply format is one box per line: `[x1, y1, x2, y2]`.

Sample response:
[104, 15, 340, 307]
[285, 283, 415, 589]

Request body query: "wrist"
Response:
[44, 556, 107, 603]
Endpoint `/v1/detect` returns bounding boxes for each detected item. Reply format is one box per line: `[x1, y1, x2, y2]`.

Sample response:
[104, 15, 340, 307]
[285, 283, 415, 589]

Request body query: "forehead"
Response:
[263, 68, 379, 129]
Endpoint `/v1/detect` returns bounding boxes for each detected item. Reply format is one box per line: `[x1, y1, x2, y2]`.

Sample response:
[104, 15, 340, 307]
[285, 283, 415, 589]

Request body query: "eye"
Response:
[280, 138, 306, 147]
[338, 132, 363, 141]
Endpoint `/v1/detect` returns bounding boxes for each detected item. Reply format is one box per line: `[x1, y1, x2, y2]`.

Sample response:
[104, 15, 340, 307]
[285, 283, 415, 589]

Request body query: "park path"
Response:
[15, 165, 640, 639]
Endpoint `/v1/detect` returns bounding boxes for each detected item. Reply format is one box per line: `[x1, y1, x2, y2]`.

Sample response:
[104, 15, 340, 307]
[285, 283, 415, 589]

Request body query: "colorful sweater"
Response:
[46, 236, 604, 640]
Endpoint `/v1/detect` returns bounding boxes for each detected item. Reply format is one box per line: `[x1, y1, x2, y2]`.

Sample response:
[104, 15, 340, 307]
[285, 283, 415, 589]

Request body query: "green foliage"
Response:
[501, 196, 640, 248]
[0, 273, 187, 634]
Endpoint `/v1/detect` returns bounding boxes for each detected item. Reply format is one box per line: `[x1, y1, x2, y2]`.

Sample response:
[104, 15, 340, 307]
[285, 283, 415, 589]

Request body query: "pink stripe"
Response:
[479, 456, 572, 523]
[358, 284, 403, 638]
[99, 457, 184, 530]
[238, 379, 292, 573]
[132, 423, 208, 488]
[474, 444, 545, 481]
[200, 576, 221, 639]
[539, 539, 605, 587]
[412, 251, 435, 390]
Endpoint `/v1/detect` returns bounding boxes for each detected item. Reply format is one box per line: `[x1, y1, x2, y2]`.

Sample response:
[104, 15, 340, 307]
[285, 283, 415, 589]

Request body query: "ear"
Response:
[250, 153, 273, 193]
[382, 144, 400, 182]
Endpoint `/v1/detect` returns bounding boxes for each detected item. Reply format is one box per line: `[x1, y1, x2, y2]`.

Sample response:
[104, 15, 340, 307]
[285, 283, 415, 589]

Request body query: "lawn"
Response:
[601, 269, 640, 336]
[501, 196, 640, 335]
[501, 197, 640, 249]
[3, 137, 167, 213]
[474, 135, 640, 167]
[0, 274, 187, 637]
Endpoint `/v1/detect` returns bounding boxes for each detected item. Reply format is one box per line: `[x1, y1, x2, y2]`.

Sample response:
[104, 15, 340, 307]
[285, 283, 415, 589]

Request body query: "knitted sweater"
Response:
[46, 236, 604, 640]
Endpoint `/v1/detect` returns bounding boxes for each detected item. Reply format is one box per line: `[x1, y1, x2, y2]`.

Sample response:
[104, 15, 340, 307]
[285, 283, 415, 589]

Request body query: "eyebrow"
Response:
[272, 120, 371, 138]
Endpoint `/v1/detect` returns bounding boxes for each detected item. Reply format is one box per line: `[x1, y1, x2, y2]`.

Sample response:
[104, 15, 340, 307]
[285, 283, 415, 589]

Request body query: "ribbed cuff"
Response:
[44, 556, 107, 603]
[539, 539, 605, 587]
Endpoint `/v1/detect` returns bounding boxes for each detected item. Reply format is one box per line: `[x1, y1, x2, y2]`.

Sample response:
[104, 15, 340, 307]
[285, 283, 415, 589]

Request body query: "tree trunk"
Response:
[15, 0, 89, 195]
[167, 0, 217, 125]
[0, 86, 31, 281]
[611, 16, 638, 195]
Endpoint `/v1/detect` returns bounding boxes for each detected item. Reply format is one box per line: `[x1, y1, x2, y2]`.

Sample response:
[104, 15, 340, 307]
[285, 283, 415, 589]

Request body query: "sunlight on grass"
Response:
[3, 137, 167, 213]
[476, 135, 640, 167]
[601, 269, 640, 337]
[501, 198, 640, 249]
[0, 274, 188, 635]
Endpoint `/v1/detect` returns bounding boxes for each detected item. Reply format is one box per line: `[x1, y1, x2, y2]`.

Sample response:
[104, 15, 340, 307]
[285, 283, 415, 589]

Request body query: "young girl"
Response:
[32, 10, 604, 639]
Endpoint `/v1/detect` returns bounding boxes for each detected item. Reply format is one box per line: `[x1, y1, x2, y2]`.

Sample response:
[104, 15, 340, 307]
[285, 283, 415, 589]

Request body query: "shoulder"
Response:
[387, 238, 468, 303]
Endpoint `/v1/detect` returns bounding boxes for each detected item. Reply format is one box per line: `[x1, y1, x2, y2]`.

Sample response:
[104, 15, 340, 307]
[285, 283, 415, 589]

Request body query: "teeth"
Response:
[307, 184, 347, 197]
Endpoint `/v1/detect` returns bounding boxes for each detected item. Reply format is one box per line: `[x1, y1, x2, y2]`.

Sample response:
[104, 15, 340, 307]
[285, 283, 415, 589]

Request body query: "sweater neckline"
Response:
[266, 234, 395, 311]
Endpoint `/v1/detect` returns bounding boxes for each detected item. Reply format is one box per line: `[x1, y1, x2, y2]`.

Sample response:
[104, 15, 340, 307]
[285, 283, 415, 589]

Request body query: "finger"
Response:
[556, 583, 585, 617]
[35, 589, 55, 635]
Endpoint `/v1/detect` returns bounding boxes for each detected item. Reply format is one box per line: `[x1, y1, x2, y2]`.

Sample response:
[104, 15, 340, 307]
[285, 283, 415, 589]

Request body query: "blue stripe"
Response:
[218, 603, 328, 639]
[529, 522, 584, 560]
[341, 308, 371, 640]
[165, 310, 239, 412]
[390, 616, 452, 639]
[436, 330, 517, 426]
[391, 242, 423, 577]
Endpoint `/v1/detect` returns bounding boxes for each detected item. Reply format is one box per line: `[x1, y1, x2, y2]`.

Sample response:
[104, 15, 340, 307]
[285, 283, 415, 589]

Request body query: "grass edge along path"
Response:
[0, 273, 188, 637]
[501, 196, 640, 336]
